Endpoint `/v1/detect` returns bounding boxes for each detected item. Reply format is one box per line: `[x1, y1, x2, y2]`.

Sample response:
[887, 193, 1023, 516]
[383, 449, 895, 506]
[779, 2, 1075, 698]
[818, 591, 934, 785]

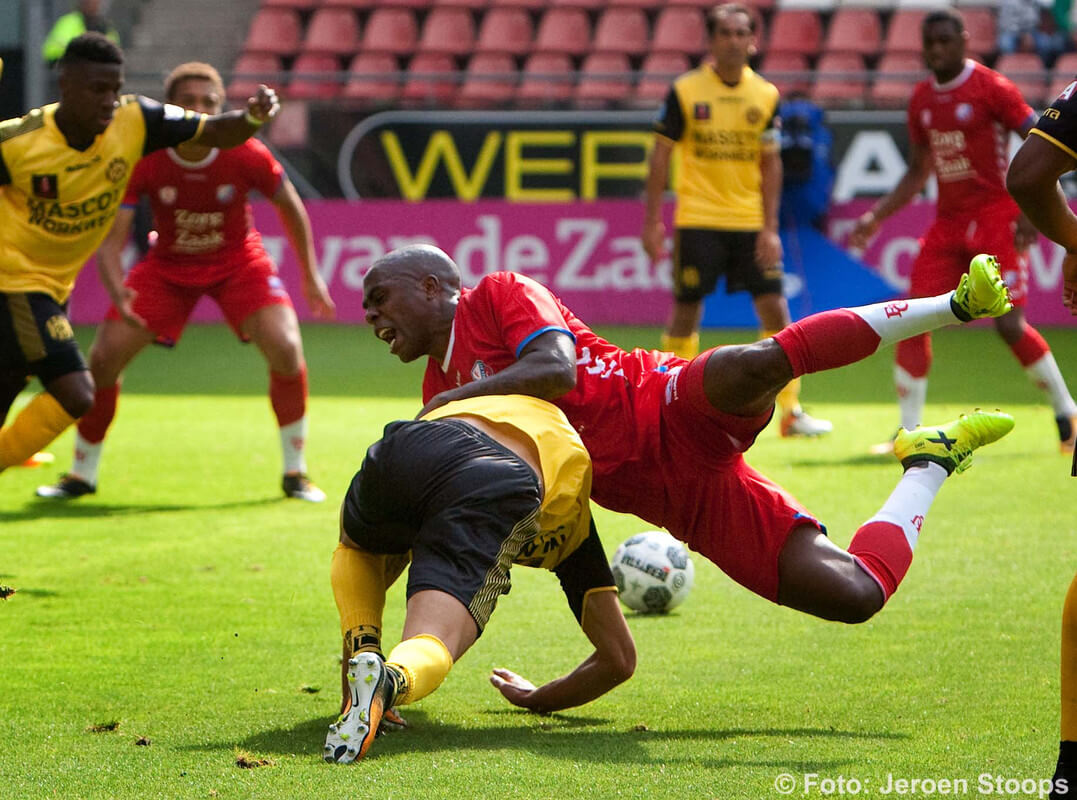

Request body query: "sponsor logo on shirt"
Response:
[45, 314, 74, 341]
[31, 174, 58, 199]
[693, 102, 711, 120]
[470, 360, 490, 381]
[745, 106, 761, 125]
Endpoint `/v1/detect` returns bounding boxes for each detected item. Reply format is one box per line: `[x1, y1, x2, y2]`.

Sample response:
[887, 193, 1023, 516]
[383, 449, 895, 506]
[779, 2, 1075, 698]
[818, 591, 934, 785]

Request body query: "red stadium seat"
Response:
[593, 8, 650, 57]
[634, 52, 689, 105]
[884, 9, 927, 55]
[533, 8, 592, 56]
[995, 52, 1047, 106]
[321, 0, 374, 8]
[375, 0, 432, 8]
[432, 0, 487, 8]
[243, 9, 302, 57]
[300, 7, 361, 57]
[962, 7, 997, 59]
[548, 0, 604, 10]
[810, 53, 868, 106]
[263, 0, 319, 9]
[418, 7, 476, 56]
[475, 7, 534, 55]
[266, 99, 309, 148]
[458, 53, 518, 106]
[870, 52, 926, 108]
[1048, 53, 1077, 102]
[287, 53, 342, 99]
[651, 7, 706, 57]
[824, 8, 882, 56]
[360, 8, 419, 55]
[489, 0, 546, 9]
[575, 53, 633, 106]
[766, 10, 822, 57]
[227, 53, 283, 102]
[401, 53, 458, 105]
[758, 52, 811, 99]
[342, 53, 401, 103]
[607, 0, 662, 10]
[516, 52, 574, 104]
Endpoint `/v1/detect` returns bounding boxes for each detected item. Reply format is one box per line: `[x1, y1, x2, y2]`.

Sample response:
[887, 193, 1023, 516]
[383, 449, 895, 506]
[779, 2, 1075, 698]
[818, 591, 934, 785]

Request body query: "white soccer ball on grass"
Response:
[610, 530, 694, 614]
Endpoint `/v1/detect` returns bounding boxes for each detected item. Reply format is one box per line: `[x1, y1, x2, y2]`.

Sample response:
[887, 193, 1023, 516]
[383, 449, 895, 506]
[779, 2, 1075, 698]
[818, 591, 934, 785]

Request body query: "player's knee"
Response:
[59, 383, 96, 419]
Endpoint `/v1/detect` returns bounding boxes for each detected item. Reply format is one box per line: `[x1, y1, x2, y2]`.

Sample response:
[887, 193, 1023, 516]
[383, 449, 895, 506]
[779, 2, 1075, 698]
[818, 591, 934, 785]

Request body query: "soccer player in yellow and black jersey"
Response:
[324, 394, 636, 764]
[642, 3, 831, 438]
[0, 33, 281, 473]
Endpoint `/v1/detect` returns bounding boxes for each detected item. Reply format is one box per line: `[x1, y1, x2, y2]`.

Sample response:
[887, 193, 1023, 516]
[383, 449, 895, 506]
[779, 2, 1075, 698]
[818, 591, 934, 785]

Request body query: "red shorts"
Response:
[106, 250, 293, 346]
[589, 349, 823, 603]
[910, 206, 1028, 306]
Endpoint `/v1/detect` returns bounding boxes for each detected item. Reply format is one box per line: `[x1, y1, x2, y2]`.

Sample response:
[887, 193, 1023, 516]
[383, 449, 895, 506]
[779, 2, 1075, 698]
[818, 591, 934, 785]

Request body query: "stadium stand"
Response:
[418, 7, 477, 56]
[288, 53, 342, 99]
[823, 8, 881, 56]
[534, 7, 593, 55]
[759, 51, 811, 98]
[870, 52, 925, 108]
[650, 6, 706, 56]
[342, 52, 401, 102]
[995, 52, 1048, 105]
[360, 7, 420, 55]
[401, 53, 459, 105]
[243, 8, 303, 56]
[458, 53, 519, 106]
[227, 52, 283, 102]
[593, 7, 651, 56]
[516, 51, 575, 104]
[811, 52, 868, 105]
[300, 7, 361, 57]
[475, 7, 534, 55]
[766, 9, 823, 57]
[883, 9, 926, 54]
[634, 52, 690, 105]
[576, 52, 633, 106]
[1049, 53, 1077, 100]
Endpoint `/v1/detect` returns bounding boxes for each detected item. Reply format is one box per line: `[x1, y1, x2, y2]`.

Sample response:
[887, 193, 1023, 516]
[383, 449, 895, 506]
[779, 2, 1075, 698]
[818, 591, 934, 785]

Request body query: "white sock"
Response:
[71, 433, 103, 486]
[280, 417, 308, 475]
[895, 365, 928, 431]
[863, 462, 948, 550]
[1024, 352, 1077, 416]
[851, 293, 959, 348]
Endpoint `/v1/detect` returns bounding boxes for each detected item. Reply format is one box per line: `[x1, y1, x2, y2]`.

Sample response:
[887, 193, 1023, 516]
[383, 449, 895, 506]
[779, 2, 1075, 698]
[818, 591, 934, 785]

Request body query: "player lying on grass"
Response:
[37, 61, 333, 503]
[324, 394, 636, 764]
[0, 34, 280, 474]
[363, 246, 1015, 625]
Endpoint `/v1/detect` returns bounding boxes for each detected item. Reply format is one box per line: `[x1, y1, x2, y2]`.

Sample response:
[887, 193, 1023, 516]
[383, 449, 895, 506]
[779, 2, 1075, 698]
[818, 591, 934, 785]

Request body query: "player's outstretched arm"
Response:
[97, 207, 146, 328]
[489, 590, 635, 713]
[642, 137, 674, 262]
[272, 178, 335, 319]
[848, 141, 933, 249]
[1008, 134, 1077, 253]
[418, 330, 577, 418]
[195, 85, 280, 150]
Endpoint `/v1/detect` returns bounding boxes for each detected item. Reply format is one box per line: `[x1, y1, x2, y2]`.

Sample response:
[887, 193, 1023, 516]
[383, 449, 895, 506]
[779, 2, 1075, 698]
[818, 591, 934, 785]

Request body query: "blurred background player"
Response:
[1005, 78, 1077, 800]
[0, 34, 280, 477]
[42, 0, 120, 67]
[642, 2, 831, 438]
[326, 394, 635, 763]
[37, 62, 334, 502]
[364, 244, 1014, 627]
[849, 8, 1077, 453]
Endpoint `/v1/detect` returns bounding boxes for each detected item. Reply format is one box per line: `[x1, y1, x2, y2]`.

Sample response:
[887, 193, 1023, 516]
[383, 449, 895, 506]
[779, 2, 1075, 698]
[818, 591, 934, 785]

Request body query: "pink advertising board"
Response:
[68, 199, 1077, 327]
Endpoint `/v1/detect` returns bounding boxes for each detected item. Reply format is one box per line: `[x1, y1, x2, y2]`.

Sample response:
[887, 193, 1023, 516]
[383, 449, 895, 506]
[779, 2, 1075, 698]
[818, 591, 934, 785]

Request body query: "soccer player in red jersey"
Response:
[363, 244, 1014, 625]
[849, 8, 1077, 453]
[37, 62, 334, 502]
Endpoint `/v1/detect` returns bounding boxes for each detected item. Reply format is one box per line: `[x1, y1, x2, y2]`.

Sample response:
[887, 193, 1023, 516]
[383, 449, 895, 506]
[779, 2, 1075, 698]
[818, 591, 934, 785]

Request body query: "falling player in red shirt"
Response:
[37, 62, 335, 501]
[849, 8, 1077, 453]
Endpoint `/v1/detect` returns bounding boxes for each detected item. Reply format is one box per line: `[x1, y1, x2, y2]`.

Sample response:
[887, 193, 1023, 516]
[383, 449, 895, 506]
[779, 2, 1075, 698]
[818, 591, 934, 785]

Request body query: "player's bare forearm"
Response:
[273, 180, 335, 318]
[760, 148, 782, 233]
[196, 86, 280, 150]
[491, 652, 631, 713]
[97, 207, 135, 302]
[644, 139, 673, 224]
[871, 142, 933, 223]
[1008, 136, 1077, 252]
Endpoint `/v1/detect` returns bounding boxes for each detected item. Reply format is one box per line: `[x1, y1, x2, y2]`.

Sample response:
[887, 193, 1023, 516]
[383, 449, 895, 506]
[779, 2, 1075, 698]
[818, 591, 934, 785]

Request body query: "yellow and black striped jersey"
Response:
[0, 95, 204, 302]
[422, 394, 593, 571]
[654, 63, 780, 231]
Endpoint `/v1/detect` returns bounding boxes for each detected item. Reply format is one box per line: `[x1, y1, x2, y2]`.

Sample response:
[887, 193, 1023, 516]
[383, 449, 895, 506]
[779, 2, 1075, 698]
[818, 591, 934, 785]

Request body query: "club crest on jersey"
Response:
[920, 109, 932, 127]
[106, 158, 128, 184]
[955, 102, 973, 122]
[158, 186, 177, 205]
[31, 174, 58, 199]
[45, 315, 74, 342]
[216, 184, 235, 203]
[745, 106, 762, 125]
[693, 102, 711, 120]
[470, 360, 490, 381]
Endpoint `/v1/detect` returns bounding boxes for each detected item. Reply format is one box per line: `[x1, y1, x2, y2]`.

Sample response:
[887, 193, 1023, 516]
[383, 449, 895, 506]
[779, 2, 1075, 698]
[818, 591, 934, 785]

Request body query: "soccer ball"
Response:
[610, 530, 694, 614]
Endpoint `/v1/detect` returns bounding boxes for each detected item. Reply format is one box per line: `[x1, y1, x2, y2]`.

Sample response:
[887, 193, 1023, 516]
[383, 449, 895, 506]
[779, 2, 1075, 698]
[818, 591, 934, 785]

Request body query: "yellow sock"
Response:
[387, 633, 453, 705]
[660, 333, 699, 360]
[1063, 574, 1077, 741]
[0, 392, 76, 469]
[331, 543, 387, 657]
[760, 328, 801, 415]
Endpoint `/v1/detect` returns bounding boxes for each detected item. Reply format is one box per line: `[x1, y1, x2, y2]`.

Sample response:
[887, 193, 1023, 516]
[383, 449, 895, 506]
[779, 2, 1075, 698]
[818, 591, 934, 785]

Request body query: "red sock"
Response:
[896, 334, 932, 378]
[847, 521, 914, 601]
[772, 309, 882, 378]
[76, 383, 119, 444]
[1009, 323, 1050, 367]
[270, 365, 307, 428]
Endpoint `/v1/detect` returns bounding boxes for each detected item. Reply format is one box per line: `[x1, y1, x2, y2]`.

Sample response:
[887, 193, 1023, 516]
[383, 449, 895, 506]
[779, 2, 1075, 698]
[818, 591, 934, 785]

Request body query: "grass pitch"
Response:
[0, 323, 1073, 799]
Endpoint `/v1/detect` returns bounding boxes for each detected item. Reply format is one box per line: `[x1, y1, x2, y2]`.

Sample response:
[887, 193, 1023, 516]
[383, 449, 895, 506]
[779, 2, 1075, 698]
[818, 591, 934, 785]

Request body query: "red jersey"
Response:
[123, 138, 283, 279]
[907, 59, 1034, 218]
[422, 272, 684, 484]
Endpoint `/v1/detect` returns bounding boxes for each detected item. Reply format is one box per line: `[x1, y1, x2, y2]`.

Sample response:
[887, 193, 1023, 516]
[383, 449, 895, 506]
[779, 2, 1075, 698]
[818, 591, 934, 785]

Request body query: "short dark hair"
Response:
[706, 3, 757, 36]
[59, 32, 123, 69]
[922, 8, 964, 34]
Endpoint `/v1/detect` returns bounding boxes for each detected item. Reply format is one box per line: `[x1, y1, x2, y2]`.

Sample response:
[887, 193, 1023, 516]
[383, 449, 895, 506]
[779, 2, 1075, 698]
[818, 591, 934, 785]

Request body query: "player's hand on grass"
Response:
[641, 219, 665, 262]
[848, 211, 879, 250]
[247, 85, 280, 124]
[113, 287, 147, 329]
[303, 275, 336, 320]
[1063, 251, 1077, 314]
[490, 668, 540, 710]
[755, 229, 782, 269]
[1014, 214, 1039, 252]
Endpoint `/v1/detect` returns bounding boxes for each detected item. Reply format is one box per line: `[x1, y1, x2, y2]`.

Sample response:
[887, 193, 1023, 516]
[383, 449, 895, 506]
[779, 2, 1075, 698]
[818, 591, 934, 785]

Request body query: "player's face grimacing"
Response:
[921, 21, 966, 79]
[168, 77, 222, 116]
[60, 62, 123, 136]
[362, 267, 437, 363]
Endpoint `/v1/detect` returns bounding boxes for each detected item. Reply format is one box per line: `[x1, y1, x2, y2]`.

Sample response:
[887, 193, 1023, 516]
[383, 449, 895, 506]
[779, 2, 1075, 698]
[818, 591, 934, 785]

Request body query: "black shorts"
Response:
[342, 418, 542, 633]
[0, 292, 87, 385]
[672, 228, 784, 303]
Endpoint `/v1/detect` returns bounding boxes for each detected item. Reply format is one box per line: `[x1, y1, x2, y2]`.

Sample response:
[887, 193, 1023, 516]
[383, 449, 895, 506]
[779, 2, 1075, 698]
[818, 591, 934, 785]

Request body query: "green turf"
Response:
[0, 324, 1073, 799]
